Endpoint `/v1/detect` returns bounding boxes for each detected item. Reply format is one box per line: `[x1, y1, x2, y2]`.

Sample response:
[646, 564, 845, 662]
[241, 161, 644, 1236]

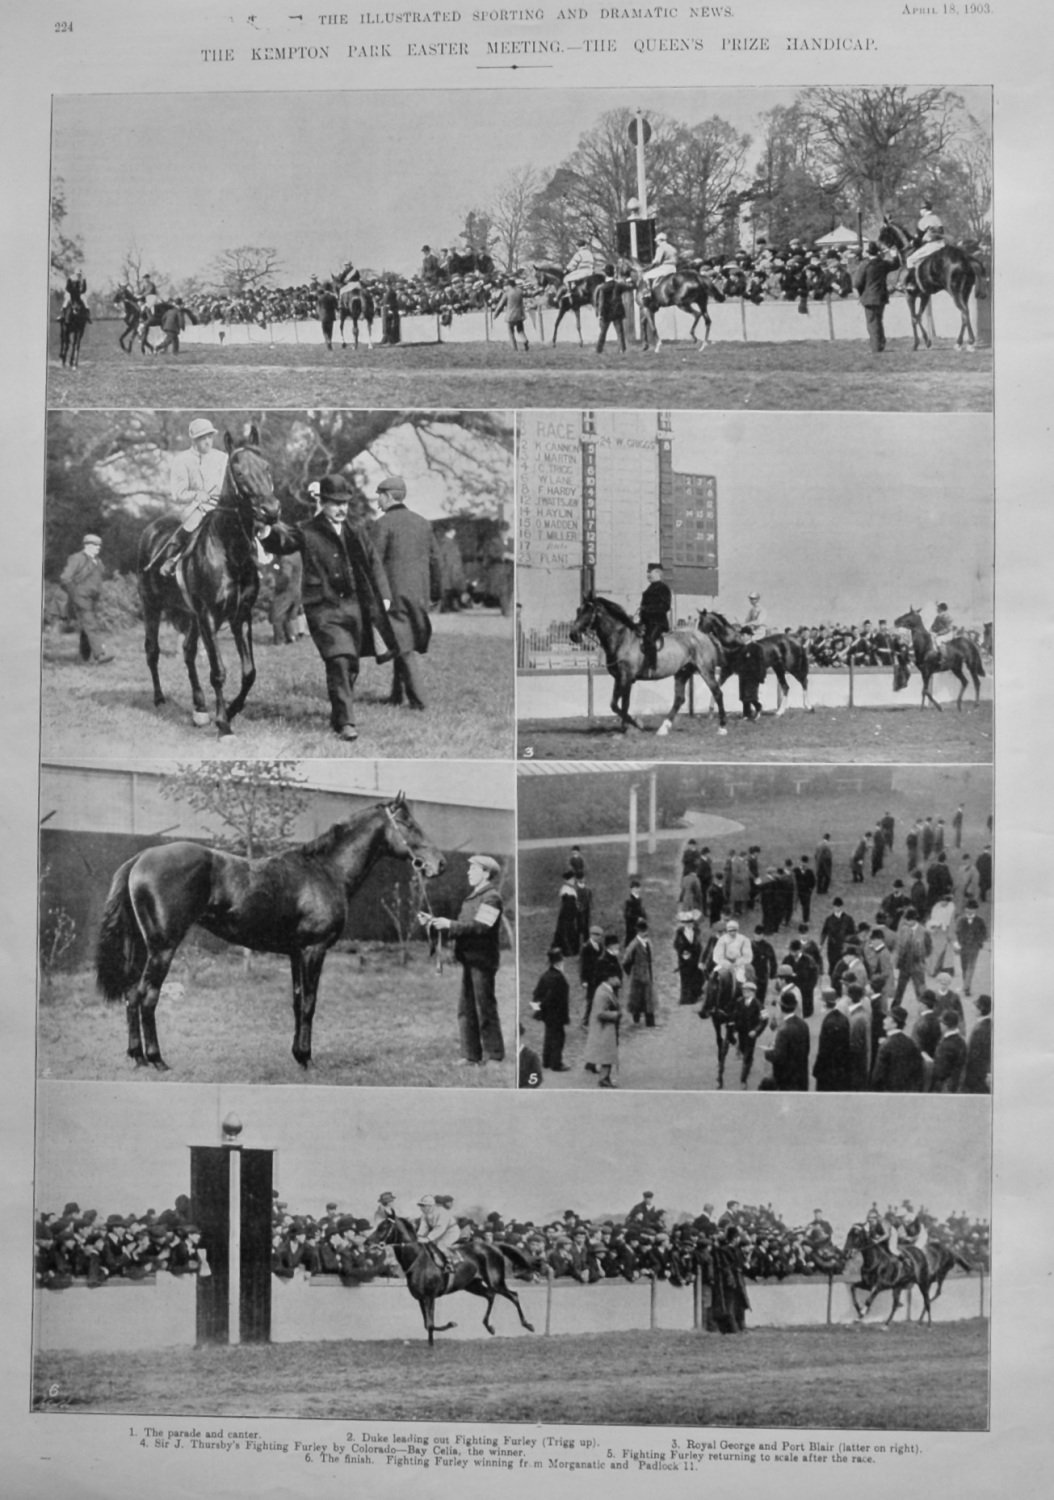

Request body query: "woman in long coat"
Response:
[583, 976, 622, 1088]
[552, 873, 582, 957]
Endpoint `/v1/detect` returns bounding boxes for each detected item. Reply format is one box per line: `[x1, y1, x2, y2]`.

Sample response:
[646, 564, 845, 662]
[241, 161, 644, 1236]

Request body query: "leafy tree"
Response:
[750, 103, 842, 249]
[50, 178, 84, 287]
[457, 207, 498, 262]
[664, 117, 752, 258]
[160, 761, 308, 859]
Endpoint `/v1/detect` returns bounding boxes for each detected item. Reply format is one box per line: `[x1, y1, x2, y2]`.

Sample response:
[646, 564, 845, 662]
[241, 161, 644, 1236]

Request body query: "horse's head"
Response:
[893, 607, 922, 632]
[878, 219, 910, 258]
[382, 793, 446, 880]
[569, 595, 599, 645]
[697, 610, 736, 645]
[223, 427, 280, 529]
[842, 1223, 868, 1257]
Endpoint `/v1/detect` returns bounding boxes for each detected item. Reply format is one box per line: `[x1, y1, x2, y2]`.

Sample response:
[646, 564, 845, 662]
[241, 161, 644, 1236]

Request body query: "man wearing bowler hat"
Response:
[638, 561, 671, 674]
[420, 853, 506, 1066]
[59, 532, 114, 664]
[371, 474, 442, 711]
[262, 474, 397, 741]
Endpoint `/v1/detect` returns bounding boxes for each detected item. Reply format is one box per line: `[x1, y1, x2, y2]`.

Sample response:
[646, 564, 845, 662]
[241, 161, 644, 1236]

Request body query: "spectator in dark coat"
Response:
[59, 533, 114, 665]
[593, 264, 631, 353]
[961, 995, 992, 1093]
[931, 1010, 968, 1093]
[517, 1025, 543, 1089]
[812, 988, 852, 1092]
[763, 991, 811, 1090]
[372, 475, 441, 711]
[852, 241, 891, 352]
[814, 834, 833, 894]
[846, 984, 871, 1092]
[532, 948, 571, 1071]
[871, 1006, 925, 1092]
[821, 898, 856, 976]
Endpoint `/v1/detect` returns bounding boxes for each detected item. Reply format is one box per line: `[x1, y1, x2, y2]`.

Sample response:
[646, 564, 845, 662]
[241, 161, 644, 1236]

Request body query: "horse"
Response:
[58, 300, 90, 368]
[368, 1214, 537, 1346]
[112, 288, 177, 354]
[697, 610, 813, 719]
[137, 428, 279, 737]
[531, 262, 605, 345]
[923, 1241, 973, 1303]
[569, 594, 728, 736]
[338, 282, 375, 350]
[841, 1223, 935, 1324]
[877, 219, 988, 351]
[892, 607, 986, 711]
[698, 962, 741, 1089]
[629, 263, 724, 350]
[94, 793, 445, 1072]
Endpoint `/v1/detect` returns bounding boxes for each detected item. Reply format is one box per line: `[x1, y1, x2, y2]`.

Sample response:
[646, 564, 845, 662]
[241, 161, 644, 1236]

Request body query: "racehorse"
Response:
[112, 288, 178, 354]
[892, 607, 986, 711]
[338, 282, 375, 350]
[698, 962, 741, 1090]
[697, 610, 813, 719]
[569, 594, 728, 736]
[95, 793, 445, 1072]
[629, 263, 724, 350]
[368, 1214, 537, 1347]
[877, 219, 988, 352]
[923, 1241, 973, 1303]
[58, 300, 90, 368]
[137, 428, 279, 736]
[841, 1223, 936, 1324]
[531, 262, 605, 345]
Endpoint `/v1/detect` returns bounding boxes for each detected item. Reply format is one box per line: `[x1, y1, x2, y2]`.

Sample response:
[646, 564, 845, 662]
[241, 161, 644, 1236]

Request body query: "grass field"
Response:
[33, 1321, 988, 1428]
[519, 768, 993, 1091]
[518, 703, 994, 764]
[38, 945, 515, 1088]
[41, 611, 514, 760]
[47, 333, 992, 412]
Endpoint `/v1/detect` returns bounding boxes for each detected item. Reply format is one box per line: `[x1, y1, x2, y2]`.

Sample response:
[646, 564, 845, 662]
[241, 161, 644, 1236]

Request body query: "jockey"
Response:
[61, 270, 87, 312]
[906, 200, 945, 272]
[562, 239, 595, 293]
[158, 417, 229, 577]
[139, 275, 159, 315]
[865, 1207, 891, 1249]
[712, 919, 753, 982]
[338, 259, 359, 287]
[416, 1194, 460, 1269]
[741, 591, 768, 640]
[638, 561, 671, 673]
[930, 602, 956, 647]
[642, 231, 679, 287]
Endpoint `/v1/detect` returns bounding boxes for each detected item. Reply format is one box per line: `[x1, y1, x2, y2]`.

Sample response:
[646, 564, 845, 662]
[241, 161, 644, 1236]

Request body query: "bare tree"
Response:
[488, 165, 544, 271]
[50, 178, 84, 286]
[206, 245, 283, 297]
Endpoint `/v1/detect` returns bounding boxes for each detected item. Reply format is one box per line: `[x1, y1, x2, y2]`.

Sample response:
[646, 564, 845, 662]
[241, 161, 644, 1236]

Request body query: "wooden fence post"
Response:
[649, 1276, 658, 1330]
[544, 1275, 553, 1336]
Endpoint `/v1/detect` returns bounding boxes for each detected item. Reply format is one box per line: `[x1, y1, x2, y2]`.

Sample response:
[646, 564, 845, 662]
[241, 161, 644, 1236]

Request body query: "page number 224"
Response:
[54, 20, 74, 31]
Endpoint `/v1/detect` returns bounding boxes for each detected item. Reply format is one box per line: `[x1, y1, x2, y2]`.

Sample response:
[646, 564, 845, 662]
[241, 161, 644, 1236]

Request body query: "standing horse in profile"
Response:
[570, 595, 728, 736]
[842, 1223, 936, 1324]
[137, 429, 279, 736]
[698, 610, 813, 719]
[877, 219, 988, 352]
[95, 794, 445, 1072]
[532, 262, 605, 345]
[892, 607, 986, 711]
[339, 281, 375, 350]
[631, 264, 725, 351]
[58, 301, 90, 368]
[368, 1215, 537, 1347]
[112, 287, 177, 354]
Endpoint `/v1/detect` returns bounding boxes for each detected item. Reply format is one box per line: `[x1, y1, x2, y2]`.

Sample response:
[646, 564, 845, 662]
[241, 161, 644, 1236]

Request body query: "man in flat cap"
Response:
[59, 531, 114, 664]
[421, 853, 506, 1066]
[371, 474, 441, 711]
[262, 474, 397, 741]
[158, 416, 229, 577]
[638, 561, 671, 675]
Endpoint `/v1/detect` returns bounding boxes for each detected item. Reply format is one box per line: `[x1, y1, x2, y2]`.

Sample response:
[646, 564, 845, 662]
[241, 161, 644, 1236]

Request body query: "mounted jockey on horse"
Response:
[877, 198, 988, 351]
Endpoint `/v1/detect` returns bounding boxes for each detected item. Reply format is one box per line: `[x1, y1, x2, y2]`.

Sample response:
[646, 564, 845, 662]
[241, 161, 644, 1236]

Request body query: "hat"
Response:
[377, 475, 407, 501]
[188, 418, 217, 440]
[975, 995, 992, 1016]
[417, 1194, 435, 1207]
[741, 978, 757, 992]
[779, 990, 798, 1012]
[777, 964, 795, 978]
[647, 561, 663, 572]
[378, 1191, 396, 1204]
[748, 591, 760, 600]
[318, 474, 353, 503]
[890, 1005, 908, 1027]
[82, 534, 101, 547]
[642, 1191, 654, 1199]
[547, 945, 566, 963]
[469, 853, 500, 877]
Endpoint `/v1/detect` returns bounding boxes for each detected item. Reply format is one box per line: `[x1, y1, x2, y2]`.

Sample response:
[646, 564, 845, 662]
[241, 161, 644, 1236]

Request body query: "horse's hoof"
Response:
[216, 723, 234, 738]
[718, 727, 728, 736]
[524, 1322, 535, 1333]
[656, 722, 670, 738]
[150, 1056, 170, 1073]
[191, 711, 211, 728]
[129, 1051, 147, 1068]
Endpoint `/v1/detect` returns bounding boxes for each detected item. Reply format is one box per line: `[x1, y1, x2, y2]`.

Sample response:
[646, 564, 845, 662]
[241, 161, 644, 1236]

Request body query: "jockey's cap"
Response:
[741, 978, 757, 992]
[748, 591, 760, 600]
[188, 418, 217, 440]
[307, 480, 321, 500]
[656, 232, 668, 242]
[378, 1191, 395, 1203]
[377, 475, 407, 502]
[417, 1194, 435, 1207]
[82, 533, 101, 547]
[318, 474, 354, 503]
[725, 920, 739, 932]
[469, 853, 500, 877]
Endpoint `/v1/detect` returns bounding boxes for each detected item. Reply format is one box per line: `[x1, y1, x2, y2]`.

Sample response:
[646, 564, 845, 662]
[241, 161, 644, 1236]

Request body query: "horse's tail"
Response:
[495, 1242, 541, 1280]
[968, 256, 989, 299]
[95, 857, 146, 1001]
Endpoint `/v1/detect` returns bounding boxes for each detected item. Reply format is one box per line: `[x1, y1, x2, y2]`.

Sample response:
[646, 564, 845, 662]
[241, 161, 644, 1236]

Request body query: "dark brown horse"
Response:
[58, 300, 90, 369]
[698, 610, 813, 719]
[570, 594, 728, 736]
[878, 219, 988, 351]
[368, 1214, 537, 1346]
[892, 608, 986, 710]
[630, 264, 724, 351]
[532, 262, 605, 345]
[137, 429, 279, 736]
[338, 282, 375, 349]
[698, 960, 741, 1090]
[95, 794, 445, 1071]
[842, 1223, 935, 1324]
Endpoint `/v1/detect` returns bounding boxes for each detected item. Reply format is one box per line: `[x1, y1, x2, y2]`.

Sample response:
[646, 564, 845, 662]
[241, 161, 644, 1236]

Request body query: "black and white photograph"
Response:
[32, 1084, 990, 1429]
[516, 408, 993, 762]
[39, 759, 516, 1087]
[42, 408, 514, 756]
[517, 762, 991, 1093]
[48, 85, 991, 413]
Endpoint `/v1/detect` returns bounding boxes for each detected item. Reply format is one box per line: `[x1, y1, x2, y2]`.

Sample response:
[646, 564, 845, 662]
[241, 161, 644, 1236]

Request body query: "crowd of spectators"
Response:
[35, 1198, 209, 1290]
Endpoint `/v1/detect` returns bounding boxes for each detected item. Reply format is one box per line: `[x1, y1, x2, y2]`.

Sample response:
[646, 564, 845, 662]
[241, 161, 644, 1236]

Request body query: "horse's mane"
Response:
[590, 595, 638, 631]
[298, 802, 384, 858]
[700, 609, 733, 631]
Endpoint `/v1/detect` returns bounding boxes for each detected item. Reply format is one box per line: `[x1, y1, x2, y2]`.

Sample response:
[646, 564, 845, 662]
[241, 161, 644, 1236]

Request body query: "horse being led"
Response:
[95, 794, 445, 1072]
[892, 607, 986, 711]
[630, 263, 724, 352]
[338, 283, 375, 350]
[368, 1214, 537, 1347]
[698, 961, 741, 1090]
[532, 262, 605, 345]
[569, 594, 728, 736]
[841, 1223, 936, 1324]
[58, 301, 89, 369]
[877, 219, 988, 352]
[137, 428, 279, 736]
[697, 610, 813, 719]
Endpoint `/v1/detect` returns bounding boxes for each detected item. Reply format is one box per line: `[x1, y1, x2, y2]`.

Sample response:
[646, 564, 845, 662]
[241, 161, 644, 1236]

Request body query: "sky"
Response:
[37, 1082, 991, 1231]
[51, 85, 990, 287]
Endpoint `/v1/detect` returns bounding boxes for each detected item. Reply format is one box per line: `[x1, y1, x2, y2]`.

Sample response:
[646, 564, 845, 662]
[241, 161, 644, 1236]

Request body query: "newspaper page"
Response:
[1, 0, 1048, 1495]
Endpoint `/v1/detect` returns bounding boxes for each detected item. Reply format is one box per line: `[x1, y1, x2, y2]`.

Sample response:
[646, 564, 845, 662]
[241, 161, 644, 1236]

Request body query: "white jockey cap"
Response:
[748, 591, 760, 600]
[417, 1194, 435, 1208]
[188, 418, 217, 440]
[656, 232, 668, 242]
